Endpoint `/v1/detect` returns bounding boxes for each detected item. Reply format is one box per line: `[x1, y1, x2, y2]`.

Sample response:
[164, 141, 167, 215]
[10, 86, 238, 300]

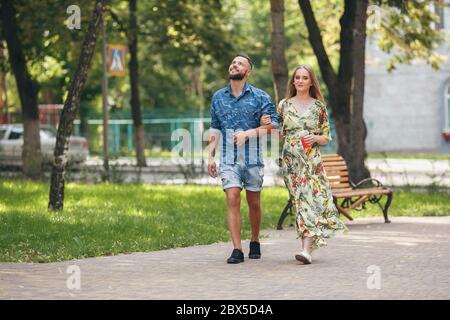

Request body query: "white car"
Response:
[0, 124, 89, 166]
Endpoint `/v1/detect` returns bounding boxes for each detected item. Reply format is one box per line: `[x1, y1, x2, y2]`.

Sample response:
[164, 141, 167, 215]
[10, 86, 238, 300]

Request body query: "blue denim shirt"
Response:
[210, 82, 279, 166]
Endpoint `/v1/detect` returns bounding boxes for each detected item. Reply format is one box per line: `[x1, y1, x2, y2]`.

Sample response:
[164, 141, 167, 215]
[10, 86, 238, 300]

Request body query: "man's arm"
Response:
[233, 92, 279, 146]
[208, 98, 221, 177]
[208, 130, 220, 177]
[208, 129, 221, 160]
[233, 124, 275, 146]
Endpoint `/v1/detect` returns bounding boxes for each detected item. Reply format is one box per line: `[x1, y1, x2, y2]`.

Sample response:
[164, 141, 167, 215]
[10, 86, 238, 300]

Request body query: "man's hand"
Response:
[208, 158, 218, 178]
[233, 131, 249, 146]
[260, 114, 271, 126]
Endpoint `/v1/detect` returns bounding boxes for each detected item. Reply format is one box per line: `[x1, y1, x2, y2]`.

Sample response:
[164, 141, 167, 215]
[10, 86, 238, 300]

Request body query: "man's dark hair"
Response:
[234, 53, 253, 69]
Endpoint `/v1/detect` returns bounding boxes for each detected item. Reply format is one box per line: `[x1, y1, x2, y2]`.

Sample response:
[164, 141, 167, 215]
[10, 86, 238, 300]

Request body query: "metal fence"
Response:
[73, 117, 338, 158]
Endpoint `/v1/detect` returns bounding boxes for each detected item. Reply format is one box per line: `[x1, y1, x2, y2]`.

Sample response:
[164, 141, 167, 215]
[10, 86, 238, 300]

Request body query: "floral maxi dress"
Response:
[277, 99, 347, 249]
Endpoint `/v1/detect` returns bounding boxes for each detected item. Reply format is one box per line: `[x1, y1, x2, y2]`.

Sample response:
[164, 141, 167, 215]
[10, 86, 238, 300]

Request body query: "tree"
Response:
[0, 41, 9, 123]
[1, 0, 42, 178]
[106, 0, 234, 160]
[139, 0, 235, 106]
[49, 0, 108, 211]
[1, 0, 96, 177]
[349, 0, 369, 183]
[127, 0, 146, 166]
[270, 0, 288, 104]
[371, 0, 446, 72]
[108, 0, 146, 166]
[298, 0, 444, 182]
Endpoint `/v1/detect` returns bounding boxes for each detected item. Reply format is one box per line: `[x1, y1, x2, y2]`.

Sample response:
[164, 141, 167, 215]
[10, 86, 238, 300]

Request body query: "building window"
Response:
[435, 2, 445, 30]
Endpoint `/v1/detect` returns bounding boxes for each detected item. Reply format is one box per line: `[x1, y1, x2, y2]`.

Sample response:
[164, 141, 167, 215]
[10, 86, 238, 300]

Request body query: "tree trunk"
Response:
[194, 64, 205, 130]
[48, 0, 107, 211]
[335, 0, 356, 167]
[194, 64, 205, 167]
[348, 0, 370, 182]
[299, 0, 371, 183]
[333, 115, 351, 158]
[270, 0, 289, 103]
[187, 64, 205, 165]
[129, 0, 146, 167]
[1, 0, 42, 178]
[79, 103, 90, 138]
[0, 43, 8, 123]
[298, 0, 337, 92]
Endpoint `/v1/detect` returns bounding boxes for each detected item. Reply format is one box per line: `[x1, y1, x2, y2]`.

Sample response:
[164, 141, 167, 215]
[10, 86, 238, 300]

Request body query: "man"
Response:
[208, 53, 279, 264]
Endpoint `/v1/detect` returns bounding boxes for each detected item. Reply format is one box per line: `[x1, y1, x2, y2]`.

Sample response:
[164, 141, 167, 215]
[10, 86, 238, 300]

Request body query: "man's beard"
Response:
[229, 72, 245, 80]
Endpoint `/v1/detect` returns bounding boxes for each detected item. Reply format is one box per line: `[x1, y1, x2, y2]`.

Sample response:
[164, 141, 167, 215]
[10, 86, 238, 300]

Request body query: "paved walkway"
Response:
[1, 216, 450, 300]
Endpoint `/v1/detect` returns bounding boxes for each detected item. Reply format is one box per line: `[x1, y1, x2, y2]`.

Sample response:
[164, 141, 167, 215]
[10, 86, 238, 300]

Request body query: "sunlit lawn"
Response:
[1, 180, 449, 262]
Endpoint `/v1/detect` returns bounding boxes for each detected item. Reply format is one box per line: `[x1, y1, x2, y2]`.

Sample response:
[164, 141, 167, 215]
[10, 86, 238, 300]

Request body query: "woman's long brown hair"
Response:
[285, 64, 324, 102]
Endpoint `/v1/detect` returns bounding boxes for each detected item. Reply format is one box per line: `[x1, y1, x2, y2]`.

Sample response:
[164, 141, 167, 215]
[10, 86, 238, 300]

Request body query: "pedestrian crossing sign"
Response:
[108, 45, 126, 76]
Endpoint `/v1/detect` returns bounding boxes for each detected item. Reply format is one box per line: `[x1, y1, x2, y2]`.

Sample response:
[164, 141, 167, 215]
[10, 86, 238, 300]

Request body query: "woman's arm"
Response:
[303, 134, 329, 146]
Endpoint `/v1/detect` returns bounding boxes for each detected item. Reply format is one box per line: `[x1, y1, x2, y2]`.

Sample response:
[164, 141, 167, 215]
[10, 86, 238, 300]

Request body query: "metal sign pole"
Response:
[101, 16, 109, 177]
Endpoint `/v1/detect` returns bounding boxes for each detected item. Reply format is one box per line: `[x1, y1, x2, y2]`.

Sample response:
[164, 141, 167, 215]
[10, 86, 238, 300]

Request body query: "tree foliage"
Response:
[1, 0, 447, 117]
[372, 0, 447, 71]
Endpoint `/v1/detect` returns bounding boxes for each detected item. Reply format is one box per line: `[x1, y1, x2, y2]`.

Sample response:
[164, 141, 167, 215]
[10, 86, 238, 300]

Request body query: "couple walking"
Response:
[208, 53, 346, 265]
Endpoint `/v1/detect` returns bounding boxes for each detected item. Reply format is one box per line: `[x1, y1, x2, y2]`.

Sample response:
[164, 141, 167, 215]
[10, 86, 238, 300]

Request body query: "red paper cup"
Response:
[301, 137, 310, 150]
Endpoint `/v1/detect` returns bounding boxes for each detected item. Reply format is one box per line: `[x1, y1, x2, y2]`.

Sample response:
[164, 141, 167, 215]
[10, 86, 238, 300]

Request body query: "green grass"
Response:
[0, 180, 449, 263]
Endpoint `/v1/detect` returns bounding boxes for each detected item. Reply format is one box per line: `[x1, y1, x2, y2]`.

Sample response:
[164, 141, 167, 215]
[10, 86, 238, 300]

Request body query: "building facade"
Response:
[364, 3, 450, 154]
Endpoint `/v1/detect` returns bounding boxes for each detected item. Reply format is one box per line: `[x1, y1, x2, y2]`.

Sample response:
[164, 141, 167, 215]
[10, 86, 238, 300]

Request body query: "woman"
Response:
[263, 65, 347, 264]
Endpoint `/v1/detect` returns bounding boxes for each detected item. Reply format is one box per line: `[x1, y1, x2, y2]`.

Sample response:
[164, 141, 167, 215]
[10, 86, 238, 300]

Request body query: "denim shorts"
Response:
[219, 163, 264, 192]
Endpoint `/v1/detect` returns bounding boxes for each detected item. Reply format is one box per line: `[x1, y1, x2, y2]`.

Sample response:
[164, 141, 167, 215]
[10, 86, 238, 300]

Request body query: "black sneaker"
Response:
[227, 249, 244, 264]
[249, 241, 261, 259]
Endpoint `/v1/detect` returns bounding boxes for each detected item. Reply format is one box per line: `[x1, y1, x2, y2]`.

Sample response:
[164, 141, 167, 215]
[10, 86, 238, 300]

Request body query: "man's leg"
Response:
[246, 190, 261, 242]
[244, 164, 264, 259]
[225, 187, 242, 250]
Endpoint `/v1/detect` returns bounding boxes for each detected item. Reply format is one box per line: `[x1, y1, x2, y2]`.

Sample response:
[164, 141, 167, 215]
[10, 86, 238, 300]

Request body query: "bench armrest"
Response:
[354, 178, 384, 189]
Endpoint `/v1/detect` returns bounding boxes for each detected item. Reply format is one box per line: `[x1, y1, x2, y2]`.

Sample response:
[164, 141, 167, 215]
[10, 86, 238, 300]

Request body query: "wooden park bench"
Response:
[276, 154, 393, 230]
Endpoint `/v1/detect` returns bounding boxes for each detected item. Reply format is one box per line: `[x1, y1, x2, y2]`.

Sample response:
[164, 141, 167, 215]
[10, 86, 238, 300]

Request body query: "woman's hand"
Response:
[303, 134, 328, 146]
[260, 114, 271, 126]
